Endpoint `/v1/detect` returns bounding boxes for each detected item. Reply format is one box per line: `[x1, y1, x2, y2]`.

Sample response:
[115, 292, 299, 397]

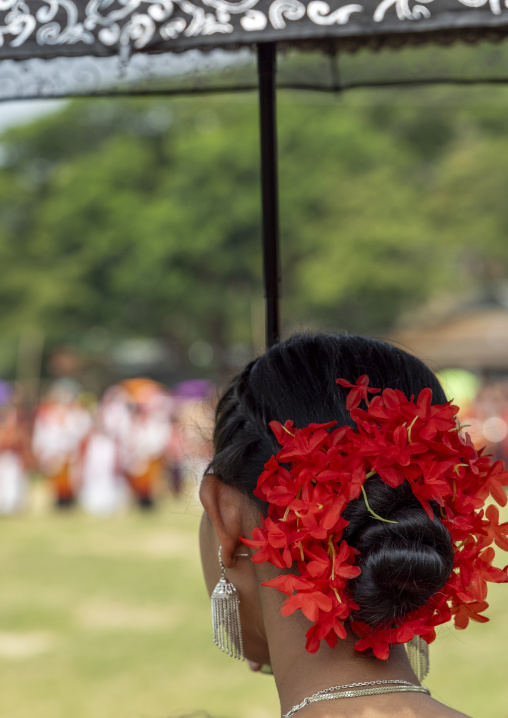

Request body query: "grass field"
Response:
[1, 483, 507, 718]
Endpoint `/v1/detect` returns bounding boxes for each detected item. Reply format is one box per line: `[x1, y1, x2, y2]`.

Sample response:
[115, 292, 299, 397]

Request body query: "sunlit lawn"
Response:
[1, 483, 507, 718]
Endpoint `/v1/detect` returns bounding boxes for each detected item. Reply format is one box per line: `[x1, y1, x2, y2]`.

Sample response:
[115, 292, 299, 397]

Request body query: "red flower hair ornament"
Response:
[241, 376, 508, 660]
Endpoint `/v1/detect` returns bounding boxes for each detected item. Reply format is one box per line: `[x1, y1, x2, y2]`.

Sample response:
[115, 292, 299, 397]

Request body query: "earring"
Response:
[211, 546, 244, 661]
[406, 634, 429, 682]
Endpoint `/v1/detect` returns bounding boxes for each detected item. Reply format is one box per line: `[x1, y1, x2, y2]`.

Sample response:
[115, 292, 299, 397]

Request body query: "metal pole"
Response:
[257, 42, 280, 349]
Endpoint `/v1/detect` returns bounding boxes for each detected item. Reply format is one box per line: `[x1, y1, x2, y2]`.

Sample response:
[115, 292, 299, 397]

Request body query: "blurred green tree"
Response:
[1, 88, 508, 377]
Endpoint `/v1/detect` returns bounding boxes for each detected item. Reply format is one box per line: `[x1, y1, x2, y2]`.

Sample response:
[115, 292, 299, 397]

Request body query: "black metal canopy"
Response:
[4, 2, 508, 99]
[2, 1, 508, 60]
[3, 1, 508, 348]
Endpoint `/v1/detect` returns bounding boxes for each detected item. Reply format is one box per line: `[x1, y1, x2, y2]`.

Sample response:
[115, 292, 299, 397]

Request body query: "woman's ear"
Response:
[199, 474, 247, 568]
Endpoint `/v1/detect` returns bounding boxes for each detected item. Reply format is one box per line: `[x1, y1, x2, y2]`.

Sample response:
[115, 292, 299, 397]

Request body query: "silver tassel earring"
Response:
[406, 635, 429, 682]
[211, 546, 244, 660]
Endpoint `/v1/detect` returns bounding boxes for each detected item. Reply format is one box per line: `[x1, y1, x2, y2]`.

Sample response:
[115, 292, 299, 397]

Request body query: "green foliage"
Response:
[2, 87, 508, 374]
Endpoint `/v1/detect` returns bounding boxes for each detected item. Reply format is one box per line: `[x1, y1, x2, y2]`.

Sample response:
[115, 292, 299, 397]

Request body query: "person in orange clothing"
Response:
[119, 379, 173, 509]
[0, 382, 31, 514]
[32, 381, 92, 508]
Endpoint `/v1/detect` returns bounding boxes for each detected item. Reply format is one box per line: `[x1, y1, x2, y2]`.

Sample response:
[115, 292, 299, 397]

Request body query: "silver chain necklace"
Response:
[283, 679, 431, 718]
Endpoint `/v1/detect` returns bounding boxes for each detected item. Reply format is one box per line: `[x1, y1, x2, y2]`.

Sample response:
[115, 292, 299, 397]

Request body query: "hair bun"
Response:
[344, 480, 454, 626]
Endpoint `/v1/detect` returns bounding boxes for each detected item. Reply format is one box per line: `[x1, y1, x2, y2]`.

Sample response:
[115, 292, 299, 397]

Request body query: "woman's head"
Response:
[208, 333, 448, 499]
[201, 333, 454, 657]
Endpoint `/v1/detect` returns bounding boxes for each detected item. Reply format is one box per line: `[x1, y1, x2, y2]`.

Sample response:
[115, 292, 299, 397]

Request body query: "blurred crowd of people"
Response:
[459, 380, 508, 462]
[0, 377, 214, 516]
[4, 370, 508, 518]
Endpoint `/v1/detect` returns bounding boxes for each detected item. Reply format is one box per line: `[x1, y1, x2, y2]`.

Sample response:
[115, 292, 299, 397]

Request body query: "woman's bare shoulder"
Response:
[416, 696, 472, 718]
[303, 696, 474, 717]
[344, 696, 474, 717]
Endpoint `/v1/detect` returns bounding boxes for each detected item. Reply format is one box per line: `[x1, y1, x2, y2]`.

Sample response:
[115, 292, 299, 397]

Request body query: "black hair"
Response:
[208, 333, 454, 628]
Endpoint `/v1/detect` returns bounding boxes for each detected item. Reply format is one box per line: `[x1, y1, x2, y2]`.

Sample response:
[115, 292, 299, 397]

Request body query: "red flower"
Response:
[241, 374, 508, 659]
[451, 601, 490, 629]
[262, 574, 313, 595]
[241, 518, 292, 569]
[256, 456, 292, 496]
[402, 388, 458, 439]
[303, 545, 332, 579]
[350, 622, 392, 660]
[281, 590, 333, 622]
[480, 460, 508, 507]
[333, 540, 362, 580]
[336, 375, 380, 410]
[268, 420, 296, 446]
[481, 505, 508, 550]
[305, 611, 348, 653]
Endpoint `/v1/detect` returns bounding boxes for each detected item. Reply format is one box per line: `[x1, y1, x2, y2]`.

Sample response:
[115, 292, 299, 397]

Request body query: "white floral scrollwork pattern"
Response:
[1, 0, 508, 50]
[269, 0, 305, 29]
[240, 9, 267, 29]
[457, 0, 501, 17]
[373, 0, 433, 22]
[307, 1, 362, 24]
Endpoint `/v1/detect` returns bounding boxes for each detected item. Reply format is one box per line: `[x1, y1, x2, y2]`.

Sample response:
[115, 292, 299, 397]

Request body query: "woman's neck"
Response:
[271, 634, 417, 717]
[257, 583, 417, 717]
[253, 561, 422, 717]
